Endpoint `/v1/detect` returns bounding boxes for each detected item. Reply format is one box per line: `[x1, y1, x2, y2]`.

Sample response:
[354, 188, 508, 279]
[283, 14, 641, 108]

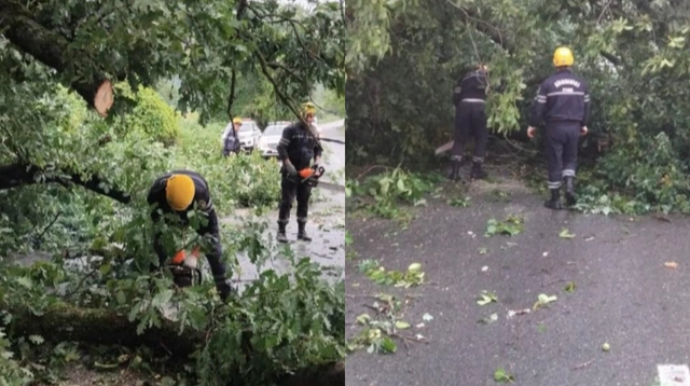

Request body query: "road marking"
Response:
[658, 364, 690, 386]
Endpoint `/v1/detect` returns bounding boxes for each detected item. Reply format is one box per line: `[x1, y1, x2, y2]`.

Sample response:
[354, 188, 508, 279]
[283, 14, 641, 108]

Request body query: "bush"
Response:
[115, 83, 182, 146]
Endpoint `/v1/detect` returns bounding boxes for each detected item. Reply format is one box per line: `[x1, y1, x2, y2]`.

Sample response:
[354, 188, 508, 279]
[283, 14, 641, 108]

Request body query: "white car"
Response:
[257, 121, 291, 158]
[236, 120, 262, 150]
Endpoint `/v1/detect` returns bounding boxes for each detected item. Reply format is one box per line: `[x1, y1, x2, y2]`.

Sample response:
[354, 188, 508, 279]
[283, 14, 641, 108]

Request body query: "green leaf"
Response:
[494, 367, 514, 383]
[564, 282, 576, 293]
[395, 321, 411, 330]
[15, 277, 33, 289]
[559, 228, 575, 239]
[477, 291, 498, 306]
[356, 314, 371, 325]
[28, 335, 44, 345]
[380, 336, 397, 353]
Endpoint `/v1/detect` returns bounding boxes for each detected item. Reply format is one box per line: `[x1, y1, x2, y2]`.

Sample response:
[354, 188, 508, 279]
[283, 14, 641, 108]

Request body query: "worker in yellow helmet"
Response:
[527, 47, 590, 210]
[221, 117, 242, 157]
[275, 102, 323, 243]
[146, 170, 233, 301]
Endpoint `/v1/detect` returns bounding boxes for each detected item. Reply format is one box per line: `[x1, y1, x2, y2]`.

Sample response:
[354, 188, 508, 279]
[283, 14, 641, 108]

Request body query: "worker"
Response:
[147, 170, 233, 301]
[527, 46, 590, 210]
[275, 102, 323, 243]
[221, 117, 242, 157]
[450, 63, 490, 181]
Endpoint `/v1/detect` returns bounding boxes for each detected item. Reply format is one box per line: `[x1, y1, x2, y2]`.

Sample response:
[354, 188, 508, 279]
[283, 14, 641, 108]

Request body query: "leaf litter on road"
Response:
[559, 228, 576, 239]
[533, 293, 557, 310]
[565, 281, 576, 293]
[348, 293, 427, 355]
[494, 367, 515, 383]
[477, 290, 498, 306]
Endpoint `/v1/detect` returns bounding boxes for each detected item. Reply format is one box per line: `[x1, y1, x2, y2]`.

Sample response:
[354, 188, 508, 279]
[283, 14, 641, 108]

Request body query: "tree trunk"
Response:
[7, 302, 344, 386]
[0, 163, 131, 204]
[0, 1, 114, 117]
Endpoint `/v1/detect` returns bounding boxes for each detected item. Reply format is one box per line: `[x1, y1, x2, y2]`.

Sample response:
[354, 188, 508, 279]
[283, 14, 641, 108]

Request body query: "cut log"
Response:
[435, 140, 454, 155]
[6, 302, 344, 386]
[94, 80, 115, 118]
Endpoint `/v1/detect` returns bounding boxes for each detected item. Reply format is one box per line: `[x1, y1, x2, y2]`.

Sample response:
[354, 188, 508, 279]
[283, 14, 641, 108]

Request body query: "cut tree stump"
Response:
[7, 302, 344, 386]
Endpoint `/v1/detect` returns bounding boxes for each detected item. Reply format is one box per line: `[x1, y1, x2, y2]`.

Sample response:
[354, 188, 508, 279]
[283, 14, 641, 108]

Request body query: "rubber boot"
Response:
[544, 188, 563, 210]
[470, 162, 488, 180]
[448, 156, 462, 181]
[277, 221, 288, 243]
[564, 177, 577, 206]
[297, 221, 312, 242]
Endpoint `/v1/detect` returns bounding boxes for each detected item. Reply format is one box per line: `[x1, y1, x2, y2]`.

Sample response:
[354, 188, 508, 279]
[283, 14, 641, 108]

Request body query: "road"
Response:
[346, 166, 690, 386]
[225, 119, 346, 288]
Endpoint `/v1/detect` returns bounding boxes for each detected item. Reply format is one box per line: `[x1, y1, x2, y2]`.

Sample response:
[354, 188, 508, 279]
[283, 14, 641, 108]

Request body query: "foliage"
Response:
[484, 216, 523, 237]
[346, 168, 438, 219]
[346, 0, 690, 214]
[0, 239, 345, 386]
[347, 294, 407, 355]
[0, 328, 33, 386]
[115, 83, 182, 147]
[356, 259, 424, 288]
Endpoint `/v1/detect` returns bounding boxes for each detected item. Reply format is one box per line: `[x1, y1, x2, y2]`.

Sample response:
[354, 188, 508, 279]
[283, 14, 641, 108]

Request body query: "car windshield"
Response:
[238, 123, 253, 133]
[263, 125, 285, 136]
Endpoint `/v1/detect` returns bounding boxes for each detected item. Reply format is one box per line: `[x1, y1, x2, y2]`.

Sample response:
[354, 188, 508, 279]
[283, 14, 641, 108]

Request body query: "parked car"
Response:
[236, 120, 262, 150]
[257, 121, 291, 158]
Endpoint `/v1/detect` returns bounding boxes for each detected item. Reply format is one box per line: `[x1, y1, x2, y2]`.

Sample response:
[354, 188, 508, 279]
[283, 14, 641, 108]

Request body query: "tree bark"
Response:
[0, 163, 131, 204]
[7, 302, 344, 386]
[0, 1, 114, 116]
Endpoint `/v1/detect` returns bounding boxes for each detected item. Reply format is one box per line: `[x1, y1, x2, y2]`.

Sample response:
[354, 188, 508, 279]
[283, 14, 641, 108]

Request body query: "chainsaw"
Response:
[298, 165, 326, 187]
[167, 247, 203, 288]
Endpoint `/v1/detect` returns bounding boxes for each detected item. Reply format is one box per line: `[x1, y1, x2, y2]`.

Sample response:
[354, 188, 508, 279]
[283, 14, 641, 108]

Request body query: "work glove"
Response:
[284, 162, 298, 176]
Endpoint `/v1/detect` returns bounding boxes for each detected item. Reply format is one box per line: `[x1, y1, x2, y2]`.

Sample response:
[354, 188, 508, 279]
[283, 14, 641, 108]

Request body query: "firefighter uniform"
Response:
[451, 65, 490, 181]
[276, 103, 322, 243]
[528, 47, 591, 209]
[147, 170, 232, 300]
[221, 117, 242, 156]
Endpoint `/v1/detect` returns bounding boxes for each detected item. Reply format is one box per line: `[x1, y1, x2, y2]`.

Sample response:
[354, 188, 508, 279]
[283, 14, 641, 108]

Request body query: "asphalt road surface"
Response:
[346, 166, 690, 386]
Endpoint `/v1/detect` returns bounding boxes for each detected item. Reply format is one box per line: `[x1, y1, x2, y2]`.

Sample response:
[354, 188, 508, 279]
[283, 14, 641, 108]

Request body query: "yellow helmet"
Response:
[553, 47, 574, 67]
[165, 174, 195, 211]
[301, 102, 316, 117]
[232, 117, 242, 125]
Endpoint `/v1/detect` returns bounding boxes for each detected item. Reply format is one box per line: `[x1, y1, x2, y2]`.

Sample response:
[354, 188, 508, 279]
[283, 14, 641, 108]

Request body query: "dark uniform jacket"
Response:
[147, 170, 230, 298]
[529, 68, 591, 127]
[453, 69, 489, 106]
[276, 121, 323, 170]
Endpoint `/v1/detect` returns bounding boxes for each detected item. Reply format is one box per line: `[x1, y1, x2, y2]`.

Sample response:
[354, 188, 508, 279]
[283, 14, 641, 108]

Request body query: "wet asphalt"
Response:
[345, 165, 690, 386]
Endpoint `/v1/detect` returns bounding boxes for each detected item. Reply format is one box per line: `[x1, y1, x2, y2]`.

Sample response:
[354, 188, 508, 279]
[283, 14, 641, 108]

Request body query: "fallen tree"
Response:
[5, 301, 344, 386]
[0, 163, 131, 204]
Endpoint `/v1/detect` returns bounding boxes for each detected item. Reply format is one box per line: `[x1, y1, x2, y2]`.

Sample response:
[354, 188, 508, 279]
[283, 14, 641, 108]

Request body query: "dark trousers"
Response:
[545, 121, 581, 189]
[278, 173, 312, 225]
[452, 100, 488, 162]
[151, 209, 227, 282]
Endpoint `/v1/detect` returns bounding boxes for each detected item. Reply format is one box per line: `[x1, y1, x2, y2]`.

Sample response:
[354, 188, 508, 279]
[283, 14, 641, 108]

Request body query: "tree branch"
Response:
[0, 0, 114, 117]
[0, 163, 131, 204]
